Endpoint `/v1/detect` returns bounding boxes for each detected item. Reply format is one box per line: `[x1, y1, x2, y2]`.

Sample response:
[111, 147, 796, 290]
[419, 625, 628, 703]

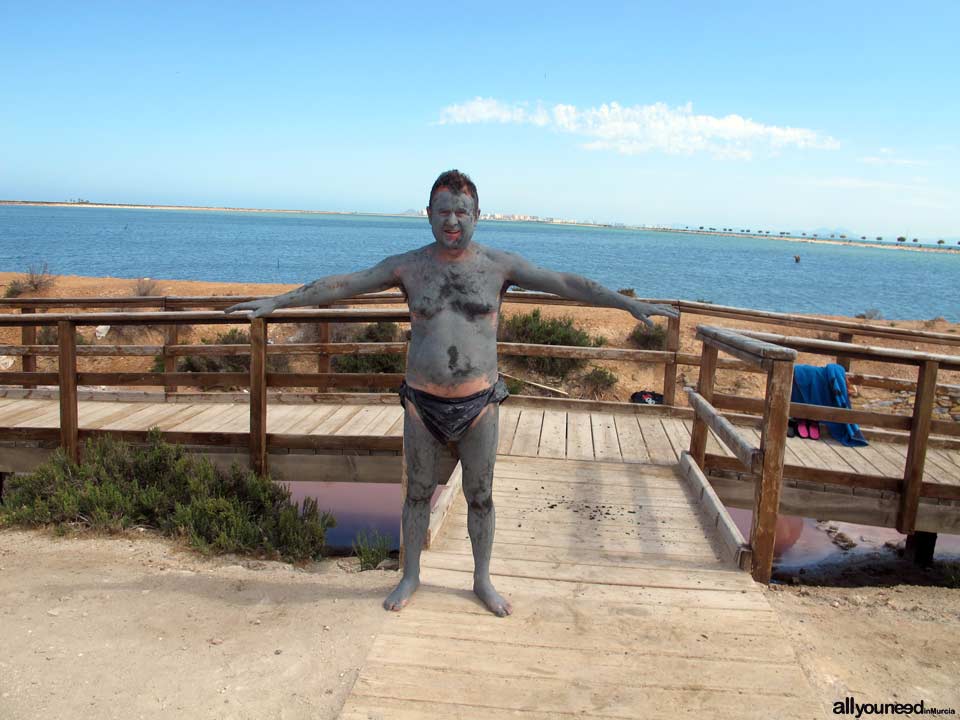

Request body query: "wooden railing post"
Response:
[57, 320, 79, 463]
[249, 318, 268, 476]
[688, 344, 718, 467]
[837, 332, 853, 371]
[896, 360, 938, 534]
[21, 307, 36, 388]
[750, 357, 794, 584]
[316, 307, 331, 391]
[163, 298, 179, 394]
[661, 310, 681, 406]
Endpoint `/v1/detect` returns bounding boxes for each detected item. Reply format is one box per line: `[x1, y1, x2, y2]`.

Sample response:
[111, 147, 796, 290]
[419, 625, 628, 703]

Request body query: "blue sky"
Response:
[2, 1, 958, 237]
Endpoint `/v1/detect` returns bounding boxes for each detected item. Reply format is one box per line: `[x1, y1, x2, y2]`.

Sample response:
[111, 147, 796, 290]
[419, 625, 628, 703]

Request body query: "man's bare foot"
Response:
[383, 576, 419, 611]
[474, 578, 512, 617]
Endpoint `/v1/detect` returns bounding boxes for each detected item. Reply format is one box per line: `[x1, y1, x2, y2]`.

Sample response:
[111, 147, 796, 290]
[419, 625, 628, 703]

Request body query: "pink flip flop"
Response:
[808, 421, 820, 440]
[797, 420, 809, 439]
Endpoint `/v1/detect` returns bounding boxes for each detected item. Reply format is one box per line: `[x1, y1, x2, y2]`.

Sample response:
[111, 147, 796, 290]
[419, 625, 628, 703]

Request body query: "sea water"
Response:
[2, 205, 958, 321]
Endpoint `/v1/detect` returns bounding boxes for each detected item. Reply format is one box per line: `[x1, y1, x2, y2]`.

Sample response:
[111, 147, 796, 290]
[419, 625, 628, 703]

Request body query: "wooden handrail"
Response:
[695, 325, 798, 369]
[736, 330, 960, 371]
[685, 388, 761, 472]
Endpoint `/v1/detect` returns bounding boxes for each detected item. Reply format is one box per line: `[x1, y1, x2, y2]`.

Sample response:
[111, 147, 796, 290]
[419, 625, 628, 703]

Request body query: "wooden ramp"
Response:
[339, 456, 822, 719]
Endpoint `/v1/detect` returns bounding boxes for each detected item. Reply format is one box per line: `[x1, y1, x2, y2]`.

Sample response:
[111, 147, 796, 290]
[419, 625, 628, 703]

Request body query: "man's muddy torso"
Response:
[395, 243, 509, 397]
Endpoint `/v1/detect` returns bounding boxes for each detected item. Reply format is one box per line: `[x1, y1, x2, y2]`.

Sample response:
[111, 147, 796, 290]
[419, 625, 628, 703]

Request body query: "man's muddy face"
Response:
[427, 188, 478, 252]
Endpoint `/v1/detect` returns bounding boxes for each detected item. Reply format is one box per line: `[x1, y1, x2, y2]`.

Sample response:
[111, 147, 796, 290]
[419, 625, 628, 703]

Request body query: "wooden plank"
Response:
[348, 663, 811, 718]
[382, 605, 795, 660]
[686, 389, 759, 471]
[497, 342, 671, 362]
[0, 400, 59, 427]
[613, 414, 650, 463]
[874, 440, 952, 485]
[435, 537, 721, 567]
[590, 413, 622, 462]
[660, 417, 693, 463]
[308, 405, 363, 434]
[369, 405, 404, 437]
[335, 405, 393, 435]
[751, 358, 793, 584]
[510, 409, 544, 457]
[97, 403, 193, 432]
[713, 392, 913, 431]
[426, 462, 462, 548]
[696, 325, 797, 361]
[365, 633, 808, 693]
[898, 360, 938, 533]
[496, 405, 521, 454]
[536, 410, 567, 459]
[58, 320, 79, 462]
[444, 524, 729, 556]
[565, 412, 594, 460]
[420, 550, 750, 594]
[661, 313, 681, 406]
[637, 418, 675, 464]
[678, 452, 750, 570]
[688, 343, 718, 466]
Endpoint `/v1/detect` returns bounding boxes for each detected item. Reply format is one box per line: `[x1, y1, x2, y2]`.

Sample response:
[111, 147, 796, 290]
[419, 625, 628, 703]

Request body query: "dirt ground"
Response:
[767, 558, 960, 712]
[0, 528, 396, 720]
[2, 529, 958, 719]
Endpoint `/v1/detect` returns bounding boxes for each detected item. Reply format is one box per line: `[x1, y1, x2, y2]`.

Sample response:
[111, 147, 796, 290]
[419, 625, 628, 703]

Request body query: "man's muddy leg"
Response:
[458, 404, 512, 617]
[384, 404, 444, 611]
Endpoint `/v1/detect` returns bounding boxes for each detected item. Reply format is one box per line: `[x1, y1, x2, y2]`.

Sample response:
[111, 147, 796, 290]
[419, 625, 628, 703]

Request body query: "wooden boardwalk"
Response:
[340, 455, 822, 719]
[1, 397, 958, 492]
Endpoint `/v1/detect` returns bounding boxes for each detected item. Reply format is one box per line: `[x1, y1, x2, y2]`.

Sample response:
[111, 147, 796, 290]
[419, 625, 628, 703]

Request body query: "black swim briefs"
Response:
[398, 376, 510, 445]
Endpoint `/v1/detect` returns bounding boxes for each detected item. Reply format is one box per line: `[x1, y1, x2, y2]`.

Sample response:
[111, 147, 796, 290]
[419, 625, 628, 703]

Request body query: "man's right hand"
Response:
[224, 298, 278, 318]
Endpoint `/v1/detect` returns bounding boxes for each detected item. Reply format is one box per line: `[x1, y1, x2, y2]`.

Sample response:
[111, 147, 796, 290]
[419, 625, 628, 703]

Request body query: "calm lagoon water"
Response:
[2, 205, 958, 321]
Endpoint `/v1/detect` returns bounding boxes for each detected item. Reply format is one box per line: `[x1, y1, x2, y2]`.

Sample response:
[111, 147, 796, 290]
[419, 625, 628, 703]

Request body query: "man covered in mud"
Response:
[226, 170, 677, 616]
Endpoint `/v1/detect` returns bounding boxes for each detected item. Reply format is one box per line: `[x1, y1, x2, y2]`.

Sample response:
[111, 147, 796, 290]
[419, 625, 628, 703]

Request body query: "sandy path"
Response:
[0, 528, 395, 720]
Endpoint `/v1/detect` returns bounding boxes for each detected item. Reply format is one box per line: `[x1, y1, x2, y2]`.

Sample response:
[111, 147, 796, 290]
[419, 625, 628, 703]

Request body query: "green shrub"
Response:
[26, 263, 56, 292]
[582, 366, 618, 394]
[4, 279, 27, 298]
[498, 309, 604, 379]
[628, 323, 667, 350]
[332, 322, 405, 374]
[36, 326, 90, 345]
[0, 431, 335, 561]
[352, 528, 391, 570]
[504, 377, 525, 395]
[152, 328, 289, 378]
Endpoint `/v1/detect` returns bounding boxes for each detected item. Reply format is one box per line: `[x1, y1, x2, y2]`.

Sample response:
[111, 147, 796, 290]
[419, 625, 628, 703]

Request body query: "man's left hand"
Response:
[629, 300, 679, 327]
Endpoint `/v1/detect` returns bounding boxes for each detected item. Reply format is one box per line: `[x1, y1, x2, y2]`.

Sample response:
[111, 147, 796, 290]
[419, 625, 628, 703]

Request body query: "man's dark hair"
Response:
[428, 169, 479, 213]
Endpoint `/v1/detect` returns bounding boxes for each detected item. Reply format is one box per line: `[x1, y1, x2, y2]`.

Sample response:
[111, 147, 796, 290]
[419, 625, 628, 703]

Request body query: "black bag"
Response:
[630, 390, 664, 405]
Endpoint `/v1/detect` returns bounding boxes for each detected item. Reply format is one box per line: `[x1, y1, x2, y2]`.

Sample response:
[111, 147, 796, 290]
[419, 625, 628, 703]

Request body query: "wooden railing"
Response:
[3, 293, 957, 407]
[685, 324, 960, 583]
[685, 326, 797, 583]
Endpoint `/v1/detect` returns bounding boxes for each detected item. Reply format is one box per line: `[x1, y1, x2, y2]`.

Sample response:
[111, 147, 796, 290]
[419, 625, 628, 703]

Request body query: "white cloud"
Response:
[437, 97, 840, 159]
[859, 155, 927, 167]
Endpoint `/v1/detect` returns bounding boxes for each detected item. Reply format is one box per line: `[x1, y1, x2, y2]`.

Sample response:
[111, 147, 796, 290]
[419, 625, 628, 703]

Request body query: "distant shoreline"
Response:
[3, 199, 958, 255]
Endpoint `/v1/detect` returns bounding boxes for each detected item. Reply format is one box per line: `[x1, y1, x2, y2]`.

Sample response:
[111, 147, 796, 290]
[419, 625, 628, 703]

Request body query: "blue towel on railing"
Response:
[791, 363, 868, 447]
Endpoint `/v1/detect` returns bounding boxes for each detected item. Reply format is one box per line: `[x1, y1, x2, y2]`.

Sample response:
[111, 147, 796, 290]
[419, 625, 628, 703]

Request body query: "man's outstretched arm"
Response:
[504, 253, 677, 327]
[224, 256, 402, 318]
